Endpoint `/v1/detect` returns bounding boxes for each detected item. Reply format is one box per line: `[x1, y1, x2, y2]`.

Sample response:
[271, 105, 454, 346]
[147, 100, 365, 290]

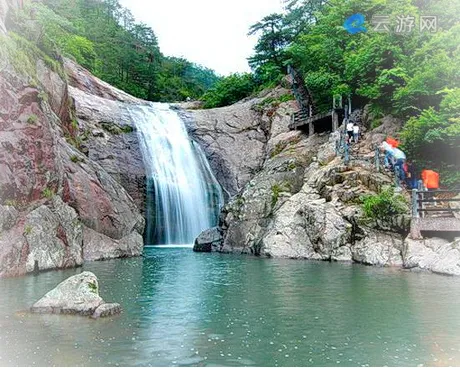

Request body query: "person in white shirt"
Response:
[353, 123, 360, 143]
[346, 121, 354, 142]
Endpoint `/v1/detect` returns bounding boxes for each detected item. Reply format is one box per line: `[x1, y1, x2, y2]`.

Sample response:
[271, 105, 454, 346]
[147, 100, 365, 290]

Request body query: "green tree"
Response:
[201, 73, 256, 108]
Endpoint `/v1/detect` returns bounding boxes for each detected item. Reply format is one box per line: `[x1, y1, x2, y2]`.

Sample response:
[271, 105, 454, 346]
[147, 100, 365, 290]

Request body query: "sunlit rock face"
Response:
[193, 98, 415, 269]
[65, 59, 147, 216]
[180, 86, 297, 198]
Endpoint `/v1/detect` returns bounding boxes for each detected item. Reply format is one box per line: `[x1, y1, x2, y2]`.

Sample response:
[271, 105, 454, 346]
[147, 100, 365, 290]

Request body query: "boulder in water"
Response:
[193, 227, 223, 253]
[403, 237, 460, 276]
[31, 272, 121, 318]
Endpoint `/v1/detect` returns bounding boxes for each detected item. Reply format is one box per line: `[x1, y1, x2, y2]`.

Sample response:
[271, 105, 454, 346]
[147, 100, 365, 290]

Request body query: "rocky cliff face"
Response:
[181, 87, 296, 198]
[188, 91, 460, 276]
[217, 115, 409, 267]
[0, 6, 145, 277]
[65, 60, 147, 214]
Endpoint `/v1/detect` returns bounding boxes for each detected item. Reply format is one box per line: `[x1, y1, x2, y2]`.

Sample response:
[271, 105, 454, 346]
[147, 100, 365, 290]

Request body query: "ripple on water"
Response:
[1, 248, 460, 366]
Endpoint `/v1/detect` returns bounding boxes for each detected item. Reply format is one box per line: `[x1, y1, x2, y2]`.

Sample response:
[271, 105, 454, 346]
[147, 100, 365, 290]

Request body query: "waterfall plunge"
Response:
[129, 103, 224, 246]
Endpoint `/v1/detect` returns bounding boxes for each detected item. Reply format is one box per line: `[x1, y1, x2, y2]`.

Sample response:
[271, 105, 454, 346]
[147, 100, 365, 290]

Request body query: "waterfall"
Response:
[129, 103, 224, 246]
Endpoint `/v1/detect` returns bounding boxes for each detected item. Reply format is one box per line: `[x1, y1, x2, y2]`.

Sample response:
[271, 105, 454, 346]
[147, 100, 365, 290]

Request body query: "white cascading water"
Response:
[129, 103, 224, 246]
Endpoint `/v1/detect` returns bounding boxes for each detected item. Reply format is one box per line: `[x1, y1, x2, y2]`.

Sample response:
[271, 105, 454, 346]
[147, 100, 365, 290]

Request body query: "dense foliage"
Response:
[401, 88, 460, 186]
[7, 0, 459, 185]
[10, 0, 219, 102]
[361, 187, 408, 222]
[247, 0, 460, 186]
[201, 73, 257, 108]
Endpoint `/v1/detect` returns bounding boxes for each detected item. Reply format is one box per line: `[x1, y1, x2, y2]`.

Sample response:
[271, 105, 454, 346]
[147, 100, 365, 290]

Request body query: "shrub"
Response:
[70, 155, 83, 163]
[42, 187, 55, 199]
[24, 225, 32, 236]
[27, 114, 38, 125]
[271, 182, 292, 209]
[361, 187, 408, 222]
[38, 91, 49, 102]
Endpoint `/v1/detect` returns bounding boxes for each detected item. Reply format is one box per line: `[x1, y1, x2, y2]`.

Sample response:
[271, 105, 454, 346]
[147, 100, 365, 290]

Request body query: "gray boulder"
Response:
[193, 227, 223, 253]
[0, 205, 18, 232]
[31, 272, 121, 318]
[403, 237, 460, 276]
[92, 303, 122, 319]
[352, 231, 404, 266]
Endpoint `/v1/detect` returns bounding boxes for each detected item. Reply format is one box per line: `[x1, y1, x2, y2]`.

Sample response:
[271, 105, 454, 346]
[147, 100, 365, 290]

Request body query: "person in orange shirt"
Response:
[421, 170, 440, 190]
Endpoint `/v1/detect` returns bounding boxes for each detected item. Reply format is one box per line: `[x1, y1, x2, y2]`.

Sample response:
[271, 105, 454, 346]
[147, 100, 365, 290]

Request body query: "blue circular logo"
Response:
[344, 13, 367, 34]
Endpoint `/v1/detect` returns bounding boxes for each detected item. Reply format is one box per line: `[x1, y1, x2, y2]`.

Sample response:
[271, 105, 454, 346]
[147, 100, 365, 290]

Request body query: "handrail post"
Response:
[375, 147, 380, 172]
[344, 142, 349, 165]
[394, 165, 400, 189]
[412, 189, 419, 218]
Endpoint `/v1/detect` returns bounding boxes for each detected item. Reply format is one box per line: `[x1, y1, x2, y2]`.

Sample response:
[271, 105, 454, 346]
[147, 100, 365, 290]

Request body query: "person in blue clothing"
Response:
[381, 142, 395, 169]
[393, 147, 407, 182]
[404, 161, 418, 189]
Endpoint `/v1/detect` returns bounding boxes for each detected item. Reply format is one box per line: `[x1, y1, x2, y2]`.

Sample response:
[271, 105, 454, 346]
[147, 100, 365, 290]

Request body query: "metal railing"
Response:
[412, 189, 460, 218]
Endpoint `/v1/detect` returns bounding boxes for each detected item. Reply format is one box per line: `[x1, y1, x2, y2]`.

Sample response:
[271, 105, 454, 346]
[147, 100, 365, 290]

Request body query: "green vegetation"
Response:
[70, 155, 84, 163]
[201, 73, 256, 108]
[24, 225, 33, 236]
[287, 160, 297, 171]
[271, 182, 292, 209]
[37, 91, 49, 103]
[401, 88, 460, 187]
[5, 0, 457, 185]
[244, 0, 460, 186]
[27, 114, 38, 125]
[42, 187, 55, 199]
[9, 0, 219, 102]
[71, 119, 78, 130]
[270, 136, 301, 158]
[65, 134, 82, 149]
[87, 281, 98, 294]
[4, 200, 18, 207]
[361, 187, 408, 222]
[100, 122, 134, 135]
[254, 93, 295, 111]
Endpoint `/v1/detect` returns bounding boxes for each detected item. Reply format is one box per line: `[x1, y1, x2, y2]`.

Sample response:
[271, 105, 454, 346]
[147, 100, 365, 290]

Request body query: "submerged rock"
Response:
[31, 272, 121, 318]
[193, 227, 223, 253]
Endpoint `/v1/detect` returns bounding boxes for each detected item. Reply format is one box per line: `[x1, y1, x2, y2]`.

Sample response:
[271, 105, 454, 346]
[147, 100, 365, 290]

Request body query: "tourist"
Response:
[353, 123, 360, 144]
[346, 121, 354, 143]
[393, 147, 407, 183]
[381, 141, 395, 169]
[421, 169, 440, 191]
[405, 161, 418, 189]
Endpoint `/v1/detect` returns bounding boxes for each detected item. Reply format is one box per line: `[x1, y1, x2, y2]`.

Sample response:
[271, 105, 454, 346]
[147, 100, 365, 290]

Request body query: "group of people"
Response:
[380, 137, 440, 190]
[346, 121, 360, 144]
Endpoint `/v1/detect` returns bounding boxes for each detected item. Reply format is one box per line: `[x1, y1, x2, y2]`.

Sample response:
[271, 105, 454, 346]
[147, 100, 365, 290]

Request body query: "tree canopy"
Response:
[246, 0, 460, 186]
[10, 0, 220, 102]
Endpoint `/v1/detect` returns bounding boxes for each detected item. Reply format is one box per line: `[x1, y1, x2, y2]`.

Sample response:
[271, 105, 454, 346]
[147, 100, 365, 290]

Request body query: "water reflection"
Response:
[1, 249, 460, 366]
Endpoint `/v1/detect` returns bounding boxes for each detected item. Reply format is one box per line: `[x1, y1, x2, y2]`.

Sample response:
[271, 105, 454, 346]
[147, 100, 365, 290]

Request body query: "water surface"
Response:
[1, 248, 460, 366]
